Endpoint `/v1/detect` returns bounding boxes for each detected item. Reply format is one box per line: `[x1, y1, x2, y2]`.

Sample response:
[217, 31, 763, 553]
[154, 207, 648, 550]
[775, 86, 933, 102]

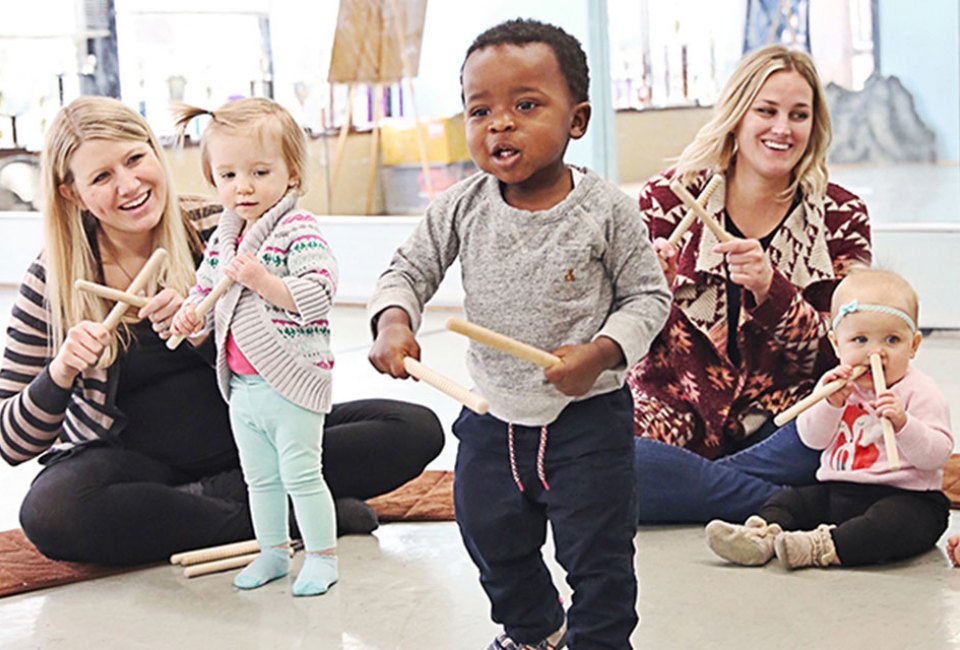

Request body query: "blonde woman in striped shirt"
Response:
[2, 96, 444, 567]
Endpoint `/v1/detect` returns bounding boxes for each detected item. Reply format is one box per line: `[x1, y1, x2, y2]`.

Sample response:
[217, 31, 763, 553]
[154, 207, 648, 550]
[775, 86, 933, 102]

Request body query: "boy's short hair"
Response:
[461, 18, 590, 104]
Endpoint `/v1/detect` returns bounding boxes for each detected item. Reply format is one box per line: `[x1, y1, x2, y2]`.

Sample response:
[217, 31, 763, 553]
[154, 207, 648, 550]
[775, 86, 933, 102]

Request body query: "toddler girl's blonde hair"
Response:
[172, 98, 307, 192]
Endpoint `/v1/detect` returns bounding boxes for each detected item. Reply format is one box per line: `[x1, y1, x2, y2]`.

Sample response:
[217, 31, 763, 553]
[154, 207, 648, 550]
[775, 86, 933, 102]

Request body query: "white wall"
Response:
[878, 0, 960, 162]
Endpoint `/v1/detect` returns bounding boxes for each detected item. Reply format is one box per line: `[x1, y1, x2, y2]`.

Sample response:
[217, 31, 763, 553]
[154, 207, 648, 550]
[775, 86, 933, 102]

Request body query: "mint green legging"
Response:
[229, 375, 336, 552]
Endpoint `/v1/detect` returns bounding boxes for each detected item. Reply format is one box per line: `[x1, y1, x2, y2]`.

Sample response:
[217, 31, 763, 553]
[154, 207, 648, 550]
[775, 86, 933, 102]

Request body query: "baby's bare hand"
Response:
[823, 364, 858, 407]
[653, 237, 678, 286]
[224, 254, 268, 291]
[873, 392, 907, 431]
[170, 303, 202, 337]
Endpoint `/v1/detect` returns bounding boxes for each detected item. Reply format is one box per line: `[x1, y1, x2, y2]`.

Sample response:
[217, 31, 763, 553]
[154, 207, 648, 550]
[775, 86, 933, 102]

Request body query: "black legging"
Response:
[760, 481, 949, 566]
[18, 399, 443, 565]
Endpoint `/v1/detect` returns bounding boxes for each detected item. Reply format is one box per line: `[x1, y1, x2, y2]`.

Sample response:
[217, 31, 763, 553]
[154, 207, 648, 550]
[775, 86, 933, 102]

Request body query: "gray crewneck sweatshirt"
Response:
[368, 167, 671, 425]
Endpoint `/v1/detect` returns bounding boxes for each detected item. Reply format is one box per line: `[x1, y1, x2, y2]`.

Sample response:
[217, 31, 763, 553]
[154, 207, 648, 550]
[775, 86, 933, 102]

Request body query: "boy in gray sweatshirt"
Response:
[368, 19, 670, 650]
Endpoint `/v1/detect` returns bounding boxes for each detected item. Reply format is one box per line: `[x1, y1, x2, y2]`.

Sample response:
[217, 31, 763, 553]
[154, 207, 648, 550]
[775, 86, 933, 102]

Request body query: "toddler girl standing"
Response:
[171, 98, 339, 595]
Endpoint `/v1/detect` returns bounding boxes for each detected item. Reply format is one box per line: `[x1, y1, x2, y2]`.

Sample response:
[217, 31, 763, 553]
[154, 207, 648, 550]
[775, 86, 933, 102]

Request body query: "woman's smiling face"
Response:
[60, 138, 168, 241]
[733, 70, 814, 184]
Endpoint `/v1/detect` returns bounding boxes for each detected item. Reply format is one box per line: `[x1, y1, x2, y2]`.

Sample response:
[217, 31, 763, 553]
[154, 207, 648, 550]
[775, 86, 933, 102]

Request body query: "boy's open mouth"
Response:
[493, 146, 520, 159]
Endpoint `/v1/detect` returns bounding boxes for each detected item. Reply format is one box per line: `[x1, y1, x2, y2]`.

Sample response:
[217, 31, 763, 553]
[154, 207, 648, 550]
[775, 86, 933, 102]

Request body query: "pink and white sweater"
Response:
[798, 367, 953, 491]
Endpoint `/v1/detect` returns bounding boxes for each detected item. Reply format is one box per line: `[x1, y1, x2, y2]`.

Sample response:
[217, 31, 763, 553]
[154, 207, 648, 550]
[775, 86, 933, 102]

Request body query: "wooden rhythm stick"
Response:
[446, 317, 561, 369]
[666, 174, 723, 247]
[182, 552, 261, 578]
[166, 276, 234, 350]
[668, 180, 734, 244]
[773, 365, 868, 427]
[179, 543, 297, 578]
[170, 539, 260, 566]
[100, 248, 168, 332]
[869, 353, 901, 471]
[403, 357, 489, 415]
[75, 279, 148, 309]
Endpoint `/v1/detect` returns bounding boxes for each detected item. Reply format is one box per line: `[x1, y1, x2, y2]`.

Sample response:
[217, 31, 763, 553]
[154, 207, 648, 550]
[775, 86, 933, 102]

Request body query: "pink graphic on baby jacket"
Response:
[828, 403, 880, 471]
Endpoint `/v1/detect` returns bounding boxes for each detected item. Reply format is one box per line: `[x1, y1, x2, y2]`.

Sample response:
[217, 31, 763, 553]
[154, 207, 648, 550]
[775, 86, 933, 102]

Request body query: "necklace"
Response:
[101, 240, 144, 288]
[110, 260, 137, 285]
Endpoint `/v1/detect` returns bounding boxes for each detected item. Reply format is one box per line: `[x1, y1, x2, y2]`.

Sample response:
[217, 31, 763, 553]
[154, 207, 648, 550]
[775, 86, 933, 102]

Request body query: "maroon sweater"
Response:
[627, 170, 872, 459]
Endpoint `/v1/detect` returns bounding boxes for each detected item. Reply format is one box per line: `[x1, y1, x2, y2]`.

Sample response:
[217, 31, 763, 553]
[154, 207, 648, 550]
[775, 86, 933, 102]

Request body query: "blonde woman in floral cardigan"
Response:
[630, 45, 872, 524]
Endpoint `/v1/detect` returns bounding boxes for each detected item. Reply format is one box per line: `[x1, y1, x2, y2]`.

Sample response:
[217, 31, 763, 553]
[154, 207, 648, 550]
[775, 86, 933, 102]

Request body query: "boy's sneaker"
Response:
[487, 620, 567, 650]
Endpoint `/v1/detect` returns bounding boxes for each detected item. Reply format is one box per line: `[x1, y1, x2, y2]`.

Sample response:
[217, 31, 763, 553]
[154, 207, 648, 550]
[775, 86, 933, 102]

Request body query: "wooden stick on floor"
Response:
[773, 365, 868, 427]
[446, 317, 560, 369]
[182, 552, 261, 579]
[166, 276, 234, 350]
[666, 174, 724, 247]
[180, 545, 298, 578]
[668, 180, 734, 244]
[170, 539, 260, 566]
[75, 279, 148, 309]
[403, 357, 489, 415]
[870, 353, 901, 471]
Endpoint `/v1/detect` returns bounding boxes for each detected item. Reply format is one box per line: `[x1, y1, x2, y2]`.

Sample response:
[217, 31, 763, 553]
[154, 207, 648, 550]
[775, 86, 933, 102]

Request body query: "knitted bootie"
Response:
[774, 524, 838, 570]
[705, 515, 782, 566]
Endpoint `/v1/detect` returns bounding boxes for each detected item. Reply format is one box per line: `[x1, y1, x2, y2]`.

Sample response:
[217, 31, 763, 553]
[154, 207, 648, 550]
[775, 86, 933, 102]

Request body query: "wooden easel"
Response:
[327, 0, 433, 215]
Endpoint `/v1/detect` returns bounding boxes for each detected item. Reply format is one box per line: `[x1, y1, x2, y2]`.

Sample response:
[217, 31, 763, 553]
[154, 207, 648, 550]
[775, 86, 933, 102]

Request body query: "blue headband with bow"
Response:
[831, 299, 917, 332]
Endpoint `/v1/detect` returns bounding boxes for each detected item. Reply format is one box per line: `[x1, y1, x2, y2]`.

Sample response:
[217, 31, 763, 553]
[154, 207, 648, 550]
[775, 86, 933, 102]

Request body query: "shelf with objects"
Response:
[326, 0, 474, 216]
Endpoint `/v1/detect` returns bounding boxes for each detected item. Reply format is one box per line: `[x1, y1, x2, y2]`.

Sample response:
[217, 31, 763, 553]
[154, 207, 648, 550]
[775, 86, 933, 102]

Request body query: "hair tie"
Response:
[831, 299, 917, 333]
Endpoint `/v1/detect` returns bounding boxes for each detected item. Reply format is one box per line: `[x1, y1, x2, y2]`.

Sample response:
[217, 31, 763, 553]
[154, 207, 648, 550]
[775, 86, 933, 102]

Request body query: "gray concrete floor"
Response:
[0, 301, 959, 649]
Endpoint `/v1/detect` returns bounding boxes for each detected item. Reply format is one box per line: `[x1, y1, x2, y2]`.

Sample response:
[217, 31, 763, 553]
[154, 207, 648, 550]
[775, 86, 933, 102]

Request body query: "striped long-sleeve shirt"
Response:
[0, 199, 221, 465]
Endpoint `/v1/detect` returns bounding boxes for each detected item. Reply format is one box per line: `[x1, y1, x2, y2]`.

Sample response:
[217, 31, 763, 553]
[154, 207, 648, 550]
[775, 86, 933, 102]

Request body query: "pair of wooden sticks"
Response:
[404, 317, 563, 416]
[773, 353, 900, 471]
[667, 174, 733, 246]
[76, 259, 232, 352]
[170, 539, 299, 578]
[74, 249, 168, 352]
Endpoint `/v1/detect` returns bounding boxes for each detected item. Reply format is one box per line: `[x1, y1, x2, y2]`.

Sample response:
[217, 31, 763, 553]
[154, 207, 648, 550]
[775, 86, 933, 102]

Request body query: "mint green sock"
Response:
[234, 546, 289, 590]
[292, 554, 338, 597]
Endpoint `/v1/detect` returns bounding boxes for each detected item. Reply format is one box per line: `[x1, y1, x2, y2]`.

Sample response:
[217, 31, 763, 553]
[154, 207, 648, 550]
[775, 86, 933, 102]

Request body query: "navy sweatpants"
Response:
[453, 387, 638, 649]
